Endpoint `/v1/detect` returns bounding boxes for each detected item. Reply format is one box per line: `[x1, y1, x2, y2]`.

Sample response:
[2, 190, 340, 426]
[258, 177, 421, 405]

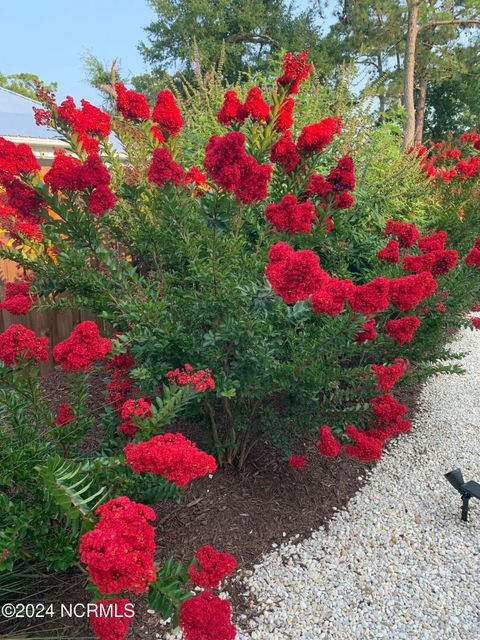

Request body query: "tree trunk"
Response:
[414, 77, 427, 145]
[402, 1, 420, 149]
[377, 54, 385, 122]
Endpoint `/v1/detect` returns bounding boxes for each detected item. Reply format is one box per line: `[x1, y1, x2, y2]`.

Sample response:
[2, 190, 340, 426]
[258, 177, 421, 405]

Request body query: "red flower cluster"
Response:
[385, 219, 419, 248]
[355, 318, 377, 344]
[152, 90, 183, 137]
[104, 347, 134, 411]
[348, 277, 390, 315]
[0, 177, 44, 224]
[327, 155, 355, 192]
[189, 546, 237, 589]
[277, 50, 312, 95]
[118, 397, 152, 437]
[296, 117, 342, 156]
[316, 425, 342, 457]
[420, 138, 480, 182]
[244, 87, 270, 122]
[270, 134, 300, 173]
[464, 238, 480, 267]
[371, 393, 407, 424]
[53, 321, 111, 372]
[89, 599, 133, 640]
[377, 239, 400, 263]
[276, 97, 295, 132]
[204, 132, 272, 204]
[80, 496, 157, 594]
[345, 425, 383, 461]
[0, 280, 32, 315]
[288, 454, 307, 469]
[0, 324, 49, 366]
[88, 185, 117, 216]
[310, 277, 354, 317]
[114, 83, 150, 120]
[418, 231, 447, 253]
[388, 272, 437, 311]
[471, 317, 480, 330]
[124, 432, 217, 486]
[217, 91, 248, 126]
[55, 403, 75, 426]
[0, 137, 40, 178]
[184, 166, 208, 193]
[386, 316, 421, 345]
[265, 242, 327, 304]
[147, 146, 184, 187]
[57, 97, 111, 152]
[371, 359, 408, 391]
[265, 194, 317, 234]
[166, 363, 215, 392]
[179, 591, 236, 640]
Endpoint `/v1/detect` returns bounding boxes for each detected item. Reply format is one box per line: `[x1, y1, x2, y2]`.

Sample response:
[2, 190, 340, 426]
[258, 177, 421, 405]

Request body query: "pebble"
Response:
[231, 322, 480, 640]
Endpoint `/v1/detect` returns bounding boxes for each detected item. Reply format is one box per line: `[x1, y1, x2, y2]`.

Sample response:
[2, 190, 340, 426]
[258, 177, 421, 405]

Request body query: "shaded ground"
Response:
[1, 370, 423, 639]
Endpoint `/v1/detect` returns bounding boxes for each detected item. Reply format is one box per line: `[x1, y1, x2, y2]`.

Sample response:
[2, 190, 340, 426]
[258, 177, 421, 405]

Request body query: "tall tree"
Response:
[139, 0, 327, 82]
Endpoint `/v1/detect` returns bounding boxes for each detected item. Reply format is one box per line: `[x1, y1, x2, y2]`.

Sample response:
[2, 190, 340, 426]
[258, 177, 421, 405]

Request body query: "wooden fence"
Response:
[0, 259, 110, 374]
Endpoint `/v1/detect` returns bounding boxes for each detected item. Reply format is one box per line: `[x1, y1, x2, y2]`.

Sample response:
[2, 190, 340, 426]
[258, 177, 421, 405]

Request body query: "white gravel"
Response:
[233, 323, 480, 640]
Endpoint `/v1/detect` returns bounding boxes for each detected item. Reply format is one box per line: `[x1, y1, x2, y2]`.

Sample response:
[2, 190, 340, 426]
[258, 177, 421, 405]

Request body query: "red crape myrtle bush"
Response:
[1, 51, 480, 475]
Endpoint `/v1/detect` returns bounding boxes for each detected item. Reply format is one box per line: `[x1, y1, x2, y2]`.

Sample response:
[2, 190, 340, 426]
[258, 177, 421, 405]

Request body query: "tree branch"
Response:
[418, 19, 480, 33]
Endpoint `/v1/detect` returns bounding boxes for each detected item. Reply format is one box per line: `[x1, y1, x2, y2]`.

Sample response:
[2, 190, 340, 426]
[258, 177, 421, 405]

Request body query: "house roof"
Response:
[0, 87, 124, 163]
[0, 86, 57, 139]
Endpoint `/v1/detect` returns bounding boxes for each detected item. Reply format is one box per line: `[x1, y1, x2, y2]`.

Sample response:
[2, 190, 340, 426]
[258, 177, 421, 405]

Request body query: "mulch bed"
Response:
[1, 369, 424, 639]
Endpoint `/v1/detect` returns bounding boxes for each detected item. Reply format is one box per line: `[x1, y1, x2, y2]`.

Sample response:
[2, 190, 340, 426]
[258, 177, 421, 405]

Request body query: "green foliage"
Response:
[148, 557, 193, 627]
[0, 72, 57, 100]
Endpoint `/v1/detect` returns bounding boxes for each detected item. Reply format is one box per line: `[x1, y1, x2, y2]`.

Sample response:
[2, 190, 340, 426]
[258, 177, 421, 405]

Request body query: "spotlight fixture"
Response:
[445, 468, 480, 521]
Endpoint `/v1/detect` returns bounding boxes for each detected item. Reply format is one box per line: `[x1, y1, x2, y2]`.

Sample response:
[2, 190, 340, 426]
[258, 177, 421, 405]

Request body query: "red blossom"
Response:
[53, 321, 111, 372]
[265, 242, 328, 304]
[275, 97, 295, 132]
[417, 231, 447, 253]
[124, 432, 217, 486]
[371, 393, 407, 425]
[377, 240, 400, 263]
[120, 398, 152, 421]
[88, 185, 116, 215]
[0, 137, 40, 178]
[371, 359, 408, 391]
[316, 425, 342, 457]
[114, 83, 150, 120]
[0, 324, 49, 366]
[80, 496, 157, 594]
[152, 90, 183, 136]
[465, 246, 480, 267]
[388, 273, 437, 311]
[296, 117, 342, 156]
[189, 546, 237, 589]
[288, 454, 307, 469]
[386, 316, 421, 345]
[0, 280, 33, 315]
[327, 156, 355, 192]
[166, 364, 215, 392]
[471, 317, 480, 330]
[148, 146, 184, 187]
[385, 219, 419, 248]
[270, 134, 300, 173]
[348, 277, 390, 315]
[345, 425, 383, 461]
[310, 277, 354, 317]
[89, 598, 133, 640]
[204, 132, 271, 204]
[265, 194, 316, 234]
[55, 403, 75, 426]
[277, 50, 312, 94]
[179, 591, 236, 640]
[217, 91, 248, 126]
[355, 318, 377, 344]
[244, 87, 270, 122]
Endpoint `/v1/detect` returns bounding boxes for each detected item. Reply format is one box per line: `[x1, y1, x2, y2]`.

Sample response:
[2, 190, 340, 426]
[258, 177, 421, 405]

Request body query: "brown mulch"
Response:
[1, 371, 423, 639]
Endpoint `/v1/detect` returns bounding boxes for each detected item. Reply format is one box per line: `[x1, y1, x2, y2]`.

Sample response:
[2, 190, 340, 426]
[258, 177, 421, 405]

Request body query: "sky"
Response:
[0, 0, 156, 104]
[0, 0, 319, 106]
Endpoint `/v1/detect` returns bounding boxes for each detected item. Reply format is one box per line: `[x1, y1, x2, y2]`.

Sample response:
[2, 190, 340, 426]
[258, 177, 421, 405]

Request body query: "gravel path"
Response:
[235, 323, 480, 640]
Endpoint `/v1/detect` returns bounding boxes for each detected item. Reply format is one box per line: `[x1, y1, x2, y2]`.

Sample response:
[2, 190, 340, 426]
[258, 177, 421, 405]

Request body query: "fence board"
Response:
[0, 258, 110, 374]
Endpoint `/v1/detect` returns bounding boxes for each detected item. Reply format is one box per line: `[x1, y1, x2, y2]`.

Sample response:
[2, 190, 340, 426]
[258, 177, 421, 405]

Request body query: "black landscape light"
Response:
[445, 468, 480, 521]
